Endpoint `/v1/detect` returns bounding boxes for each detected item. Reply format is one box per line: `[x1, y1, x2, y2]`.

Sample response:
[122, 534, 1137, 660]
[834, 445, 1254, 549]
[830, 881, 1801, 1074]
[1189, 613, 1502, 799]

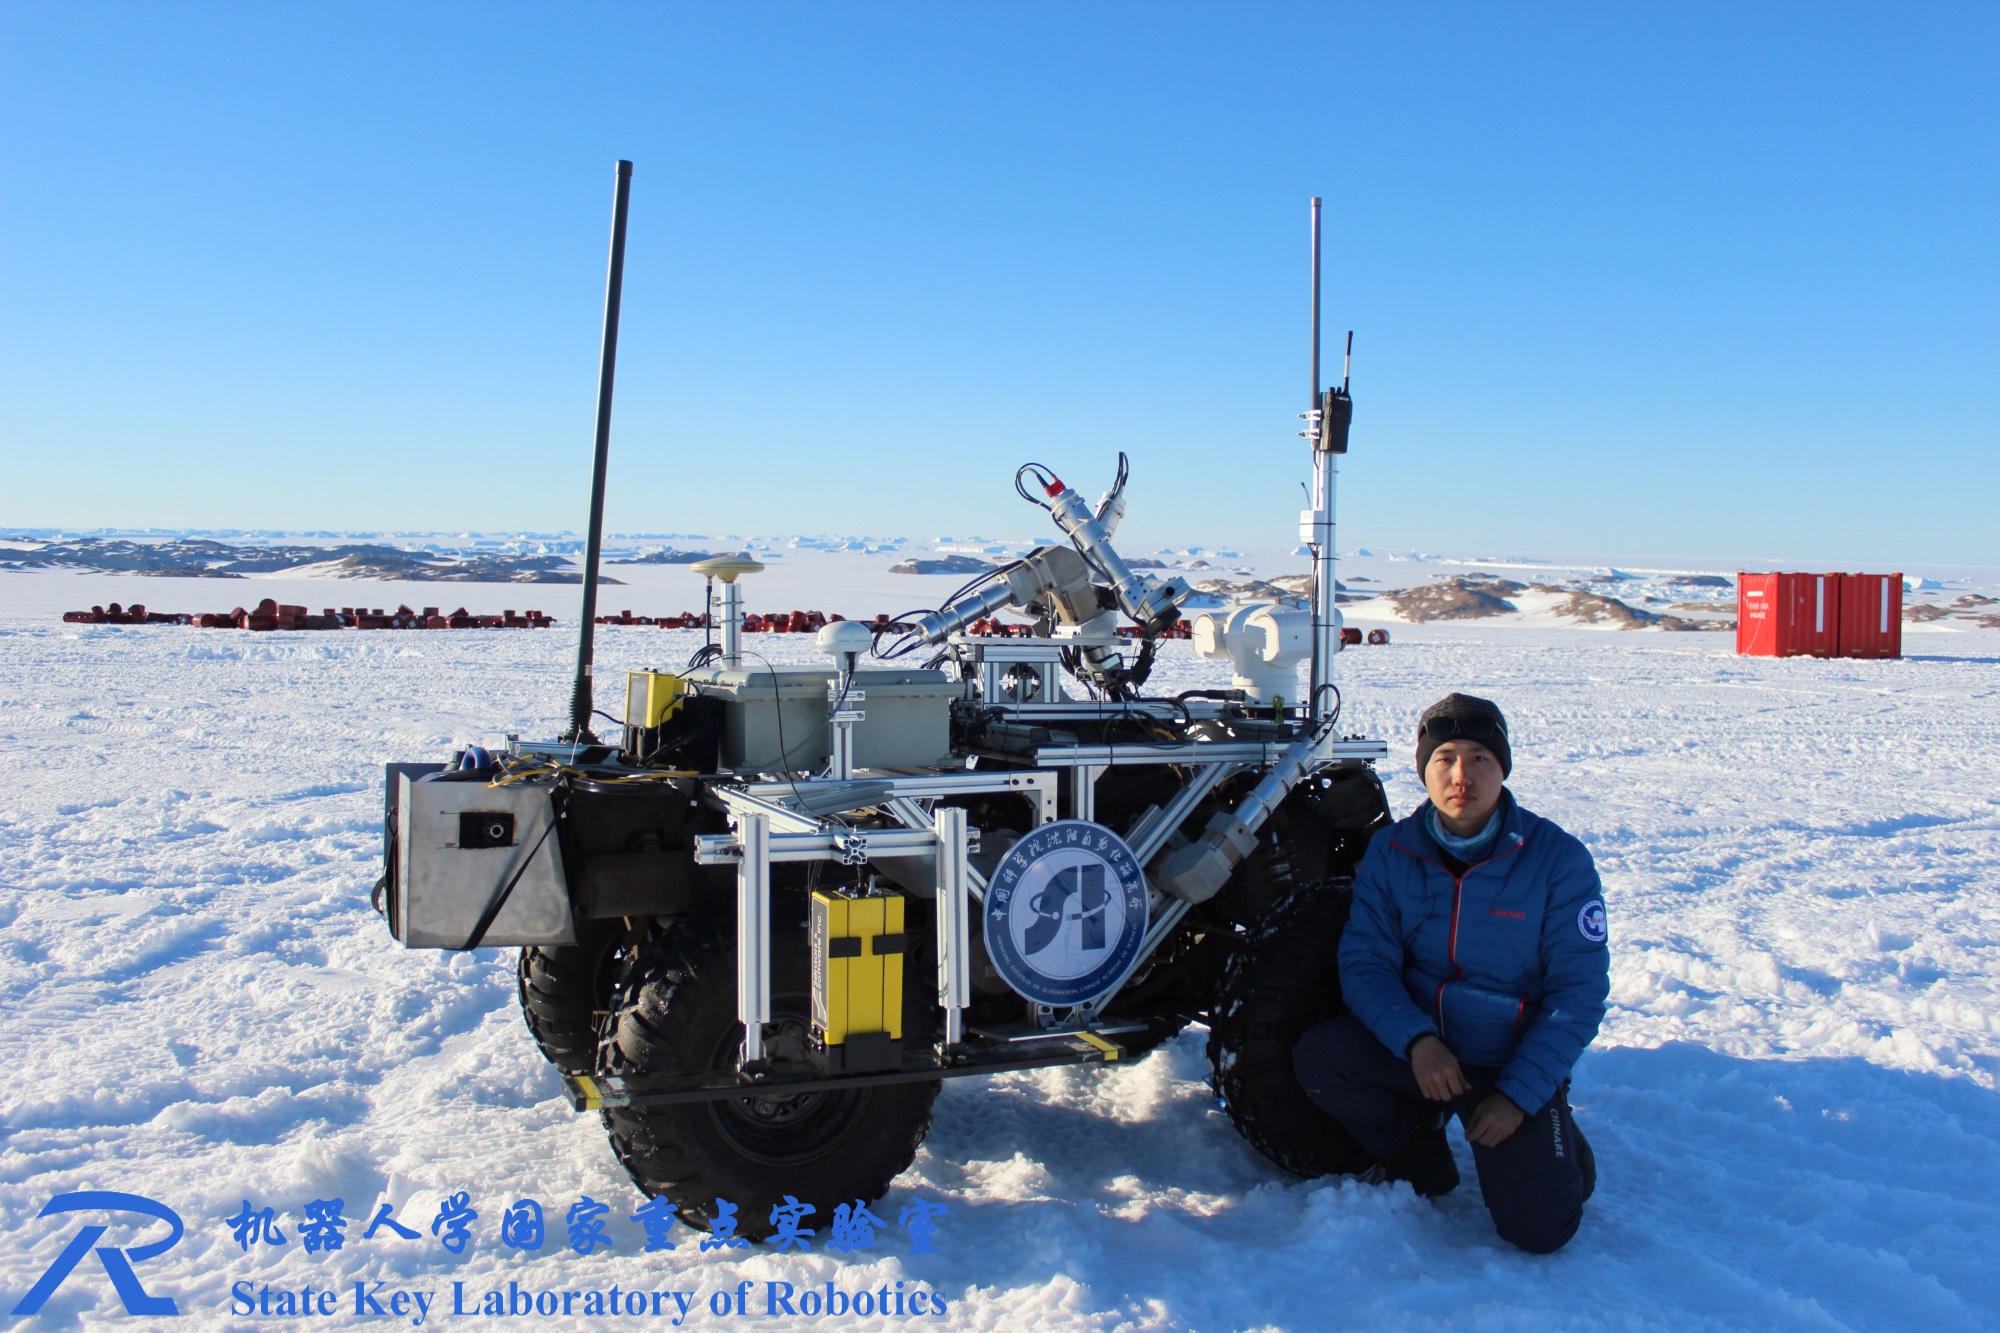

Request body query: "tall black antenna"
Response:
[565, 159, 634, 745]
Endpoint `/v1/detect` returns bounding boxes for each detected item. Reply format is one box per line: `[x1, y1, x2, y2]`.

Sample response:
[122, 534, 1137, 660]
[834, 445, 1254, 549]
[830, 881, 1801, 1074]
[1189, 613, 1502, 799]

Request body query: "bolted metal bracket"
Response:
[833, 831, 870, 866]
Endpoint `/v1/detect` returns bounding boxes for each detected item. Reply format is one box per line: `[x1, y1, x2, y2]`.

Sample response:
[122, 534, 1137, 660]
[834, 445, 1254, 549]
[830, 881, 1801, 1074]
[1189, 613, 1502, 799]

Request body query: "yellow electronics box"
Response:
[624, 670, 686, 730]
[809, 888, 906, 1073]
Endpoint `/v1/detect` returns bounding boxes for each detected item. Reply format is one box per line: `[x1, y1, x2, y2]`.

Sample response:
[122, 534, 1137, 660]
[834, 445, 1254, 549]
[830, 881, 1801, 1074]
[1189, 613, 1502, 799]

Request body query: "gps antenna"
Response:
[565, 159, 634, 745]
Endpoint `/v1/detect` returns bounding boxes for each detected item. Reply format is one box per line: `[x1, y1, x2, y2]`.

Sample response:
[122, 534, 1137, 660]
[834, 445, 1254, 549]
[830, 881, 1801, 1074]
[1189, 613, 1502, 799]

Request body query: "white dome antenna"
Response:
[815, 619, 875, 779]
[691, 554, 765, 665]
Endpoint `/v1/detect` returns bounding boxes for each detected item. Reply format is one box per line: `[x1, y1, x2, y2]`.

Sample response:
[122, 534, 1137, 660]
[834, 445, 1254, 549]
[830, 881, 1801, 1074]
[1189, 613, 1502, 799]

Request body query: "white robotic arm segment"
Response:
[912, 545, 1100, 645]
[1039, 475, 1188, 626]
[913, 459, 1185, 699]
[1155, 720, 1340, 903]
[1091, 449, 1130, 539]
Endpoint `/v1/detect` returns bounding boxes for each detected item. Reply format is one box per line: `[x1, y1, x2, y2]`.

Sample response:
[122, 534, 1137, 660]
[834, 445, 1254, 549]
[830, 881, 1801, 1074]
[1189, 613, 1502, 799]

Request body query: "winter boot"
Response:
[1368, 1125, 1460, 1198]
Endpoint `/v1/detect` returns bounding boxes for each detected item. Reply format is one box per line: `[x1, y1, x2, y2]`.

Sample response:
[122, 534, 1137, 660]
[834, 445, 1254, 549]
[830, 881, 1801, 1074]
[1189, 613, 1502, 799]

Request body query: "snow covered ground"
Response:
[4, 560, 2000, 1330]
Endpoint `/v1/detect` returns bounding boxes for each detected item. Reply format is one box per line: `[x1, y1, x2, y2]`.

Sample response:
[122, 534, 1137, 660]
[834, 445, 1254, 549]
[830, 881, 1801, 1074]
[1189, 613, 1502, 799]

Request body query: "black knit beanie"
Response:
[1415, 693, 1511, 779]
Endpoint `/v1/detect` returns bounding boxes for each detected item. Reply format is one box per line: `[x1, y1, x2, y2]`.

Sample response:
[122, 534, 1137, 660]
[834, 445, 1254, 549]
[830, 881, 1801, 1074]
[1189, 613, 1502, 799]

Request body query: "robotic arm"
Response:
[1034, 466, 1187, 629]
[909, 458, 1189, 693]
[911, 544, 1103, 645]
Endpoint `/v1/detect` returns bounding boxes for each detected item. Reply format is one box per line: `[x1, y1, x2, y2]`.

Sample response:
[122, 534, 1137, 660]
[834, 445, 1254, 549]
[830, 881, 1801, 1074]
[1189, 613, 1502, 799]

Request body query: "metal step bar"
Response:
[563, 1024, 1136, 1111]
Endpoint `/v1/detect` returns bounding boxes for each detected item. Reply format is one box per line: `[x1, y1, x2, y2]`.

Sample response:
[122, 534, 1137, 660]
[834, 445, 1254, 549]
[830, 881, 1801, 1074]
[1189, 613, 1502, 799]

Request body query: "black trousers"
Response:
[1292, 1012, 1588, 1254]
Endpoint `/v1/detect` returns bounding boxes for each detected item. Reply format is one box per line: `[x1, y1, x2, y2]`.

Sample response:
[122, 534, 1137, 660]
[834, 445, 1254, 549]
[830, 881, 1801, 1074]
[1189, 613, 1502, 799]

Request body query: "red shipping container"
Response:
[1836, 572, 1903, 658]
[1736, 573, 1780, 655]
[1736, 572, 1840, 657]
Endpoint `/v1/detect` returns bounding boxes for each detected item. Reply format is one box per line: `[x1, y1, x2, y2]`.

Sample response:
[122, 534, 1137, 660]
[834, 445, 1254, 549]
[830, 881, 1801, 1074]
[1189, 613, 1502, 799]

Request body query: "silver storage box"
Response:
[683, 664, 959, 776]
[395, 774, 576, 948]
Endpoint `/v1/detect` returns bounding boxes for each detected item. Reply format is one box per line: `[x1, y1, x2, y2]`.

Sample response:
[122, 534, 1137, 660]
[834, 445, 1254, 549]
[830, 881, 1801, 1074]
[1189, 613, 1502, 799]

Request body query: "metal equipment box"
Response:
[682, 664, 959, 776]
[394, 773, 576, 948]
[1836, 572, 1903, 659]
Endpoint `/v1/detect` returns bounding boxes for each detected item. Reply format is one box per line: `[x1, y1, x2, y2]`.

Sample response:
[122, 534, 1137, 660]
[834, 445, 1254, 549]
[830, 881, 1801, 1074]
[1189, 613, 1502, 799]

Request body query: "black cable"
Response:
[1121, 635, 1158, 696]
[872, 551, 1039, 663]
[943, 560, 1012, 608]
[872, 620, 931, 660]
[876, 559, 1022, 657]
[1134, 691, 1197, 728]
[460, 808, 560, 950]
[1014, 464, 1058, 510]
[1312, 682, 1343, 730]
[635, 711, 716, 768]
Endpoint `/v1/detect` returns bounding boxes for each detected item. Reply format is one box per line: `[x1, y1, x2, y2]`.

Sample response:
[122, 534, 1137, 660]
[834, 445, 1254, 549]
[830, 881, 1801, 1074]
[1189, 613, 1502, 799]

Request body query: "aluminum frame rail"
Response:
[933, 806, 971, 1046]
[690, 715, 1386, 1060]
[696, 771, 1046, 1068]
[1036, 737, 1389, 1025]
[719, 770, 1060, 830]
[1037, 738, 1387, 767]
[735, 812, 771, 1062]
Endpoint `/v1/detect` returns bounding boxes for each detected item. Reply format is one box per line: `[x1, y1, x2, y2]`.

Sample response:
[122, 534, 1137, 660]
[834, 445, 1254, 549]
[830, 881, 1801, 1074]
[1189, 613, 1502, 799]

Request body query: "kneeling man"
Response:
[1293, 692, 1609, 1253]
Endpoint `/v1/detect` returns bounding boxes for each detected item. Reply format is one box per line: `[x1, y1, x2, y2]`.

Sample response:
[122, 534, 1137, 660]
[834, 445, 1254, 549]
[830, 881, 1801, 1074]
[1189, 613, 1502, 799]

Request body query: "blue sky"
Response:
[3, 3, 1994, 565]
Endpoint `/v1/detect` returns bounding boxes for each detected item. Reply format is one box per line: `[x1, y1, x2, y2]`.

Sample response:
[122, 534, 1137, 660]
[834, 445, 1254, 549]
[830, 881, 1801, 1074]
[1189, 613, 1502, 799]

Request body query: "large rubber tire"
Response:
[518, 919, 626, 1075]
[1206, 877, 1375, 1178]
[596, 902, 939, 1239]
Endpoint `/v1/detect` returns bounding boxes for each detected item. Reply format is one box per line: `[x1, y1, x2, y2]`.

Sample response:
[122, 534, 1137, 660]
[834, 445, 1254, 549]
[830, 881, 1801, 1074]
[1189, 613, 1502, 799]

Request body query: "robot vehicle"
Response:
[375, 171, 1390, 1236]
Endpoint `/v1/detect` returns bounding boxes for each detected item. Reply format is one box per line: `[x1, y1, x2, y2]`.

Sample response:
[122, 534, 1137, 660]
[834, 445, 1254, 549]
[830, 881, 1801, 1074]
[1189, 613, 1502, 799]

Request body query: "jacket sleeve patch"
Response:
[1576, 899, 1608, 945]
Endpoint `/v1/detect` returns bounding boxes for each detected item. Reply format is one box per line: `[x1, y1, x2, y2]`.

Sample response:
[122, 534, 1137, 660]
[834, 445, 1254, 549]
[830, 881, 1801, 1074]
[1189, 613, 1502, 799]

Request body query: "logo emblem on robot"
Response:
[983, 820, 1149, 1007]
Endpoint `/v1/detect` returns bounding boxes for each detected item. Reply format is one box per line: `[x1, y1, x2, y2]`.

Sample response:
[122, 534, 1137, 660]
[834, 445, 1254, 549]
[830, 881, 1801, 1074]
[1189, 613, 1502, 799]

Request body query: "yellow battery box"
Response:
[623, 670, 691, 766]
[625, 670, 686, 729]
[810, 888, 906, 1073]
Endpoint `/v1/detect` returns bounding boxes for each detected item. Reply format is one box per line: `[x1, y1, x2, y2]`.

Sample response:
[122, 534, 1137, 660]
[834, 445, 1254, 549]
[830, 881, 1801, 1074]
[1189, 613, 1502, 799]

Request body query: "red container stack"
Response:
[1737, 572, 1902, 659]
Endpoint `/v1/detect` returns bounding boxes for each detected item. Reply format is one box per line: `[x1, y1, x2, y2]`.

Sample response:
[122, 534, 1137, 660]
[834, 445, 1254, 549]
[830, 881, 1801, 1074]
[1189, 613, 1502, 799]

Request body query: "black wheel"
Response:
[518, 919, 626, 1075]
[596, 900, 939, 1238]
[1206, 877, 1375, 1177]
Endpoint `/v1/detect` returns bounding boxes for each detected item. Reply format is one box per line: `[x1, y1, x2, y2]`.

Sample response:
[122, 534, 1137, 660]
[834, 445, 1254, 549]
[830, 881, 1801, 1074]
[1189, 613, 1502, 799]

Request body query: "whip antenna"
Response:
[1309, 197, 1322, 408]
[565, 159, 634, 745]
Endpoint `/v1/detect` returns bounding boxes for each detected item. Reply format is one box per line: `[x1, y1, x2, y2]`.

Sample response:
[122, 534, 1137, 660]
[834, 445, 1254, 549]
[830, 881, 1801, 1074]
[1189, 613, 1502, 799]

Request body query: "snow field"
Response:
[2, 611, 1998, 1330]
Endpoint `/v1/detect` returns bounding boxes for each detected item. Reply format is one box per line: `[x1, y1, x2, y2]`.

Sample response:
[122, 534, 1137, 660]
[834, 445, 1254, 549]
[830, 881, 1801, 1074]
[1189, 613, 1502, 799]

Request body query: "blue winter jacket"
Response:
[1338, 791, 1610, 1114]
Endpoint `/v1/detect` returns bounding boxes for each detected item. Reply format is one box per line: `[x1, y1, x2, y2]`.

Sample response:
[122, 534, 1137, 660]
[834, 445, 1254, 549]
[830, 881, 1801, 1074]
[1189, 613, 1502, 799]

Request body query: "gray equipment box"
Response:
[683, 664, 959, 776]
[395, 774, 576, 948]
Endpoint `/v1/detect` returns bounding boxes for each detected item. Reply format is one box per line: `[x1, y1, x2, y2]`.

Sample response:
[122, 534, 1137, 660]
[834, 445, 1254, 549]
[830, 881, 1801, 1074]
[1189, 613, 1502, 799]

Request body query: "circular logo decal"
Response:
[982, 820, 1149, 1008]
[1577, 899, 1608, 945]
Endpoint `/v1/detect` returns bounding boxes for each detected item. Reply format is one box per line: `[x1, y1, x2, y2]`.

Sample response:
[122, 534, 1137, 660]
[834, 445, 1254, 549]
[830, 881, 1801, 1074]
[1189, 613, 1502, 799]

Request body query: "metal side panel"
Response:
[395, 776, 576, 949]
